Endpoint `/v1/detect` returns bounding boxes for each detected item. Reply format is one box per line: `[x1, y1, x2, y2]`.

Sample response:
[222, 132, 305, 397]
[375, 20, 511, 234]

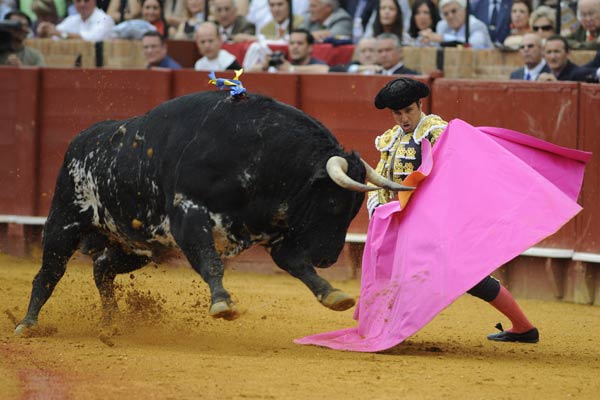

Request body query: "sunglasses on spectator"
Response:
[532, 25, 553, 32]
[519, 43, 536, 49]
[74, 0, 91, 3]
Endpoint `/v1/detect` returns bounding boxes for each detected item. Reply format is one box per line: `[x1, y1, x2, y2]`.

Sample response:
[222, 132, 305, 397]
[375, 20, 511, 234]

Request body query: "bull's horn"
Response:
[362, 159, 415, 192]
[326, 156, 375, 192]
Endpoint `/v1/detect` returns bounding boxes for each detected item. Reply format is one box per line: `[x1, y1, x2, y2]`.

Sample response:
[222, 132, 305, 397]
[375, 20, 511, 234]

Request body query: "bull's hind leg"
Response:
[169, 203, 237, 320]
[92, 246, 150, 325]
[15, 205, 86, 335]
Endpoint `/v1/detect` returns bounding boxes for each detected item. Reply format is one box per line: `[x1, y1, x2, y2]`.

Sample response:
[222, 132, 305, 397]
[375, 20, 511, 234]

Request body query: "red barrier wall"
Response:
[431, 79, 580, 249]
[576, 84, 600, 253]
[299, 74, 433, 233]
[172, 70, 300, 107]
[0, 68, 39, 215]
[36, 69, 172, 215]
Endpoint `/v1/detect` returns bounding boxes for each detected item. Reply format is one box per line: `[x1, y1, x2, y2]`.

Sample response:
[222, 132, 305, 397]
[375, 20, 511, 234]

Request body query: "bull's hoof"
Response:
[321, 290, 356, 311]
[15, 321, 36, 337]
[209, 301, 239, 321]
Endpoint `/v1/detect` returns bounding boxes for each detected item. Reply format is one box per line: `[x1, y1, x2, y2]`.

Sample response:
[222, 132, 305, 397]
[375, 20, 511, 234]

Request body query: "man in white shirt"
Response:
[37, 0, 114, 42]
[509, 33, 550, 81]
[194, 21, 242, 71]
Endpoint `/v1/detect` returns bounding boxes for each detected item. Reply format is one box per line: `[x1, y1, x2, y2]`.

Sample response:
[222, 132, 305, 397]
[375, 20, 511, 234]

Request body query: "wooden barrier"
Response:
[0, 68, 39, 216]
[403, 46, 439, 75]
[24, 38, 96, 68]
[36, 68, 173, 215]
[103, 39, 146, 69]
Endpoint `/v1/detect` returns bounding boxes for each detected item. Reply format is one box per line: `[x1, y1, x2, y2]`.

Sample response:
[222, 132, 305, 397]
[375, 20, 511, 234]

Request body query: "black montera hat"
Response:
[374, 78, 430, 110]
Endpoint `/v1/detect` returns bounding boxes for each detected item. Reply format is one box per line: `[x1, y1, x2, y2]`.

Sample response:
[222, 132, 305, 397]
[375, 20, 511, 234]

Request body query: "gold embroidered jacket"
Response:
[367, 113, 448, 216]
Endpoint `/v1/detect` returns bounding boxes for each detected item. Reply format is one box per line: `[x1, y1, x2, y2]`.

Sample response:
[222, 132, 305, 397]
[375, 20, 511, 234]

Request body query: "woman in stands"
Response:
[107, 0, 142, 23]
[406, 0, 441, 47]
[141, 0, 170, 38]
[365, 0, 410, 43]
[173, 0, 205, 39]
[503, 0, 532, 49]
[529, 5, 556, 40]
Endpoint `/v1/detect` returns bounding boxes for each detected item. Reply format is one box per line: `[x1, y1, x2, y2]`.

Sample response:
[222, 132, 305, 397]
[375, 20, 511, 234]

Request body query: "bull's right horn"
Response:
[362, 159, 415, 192]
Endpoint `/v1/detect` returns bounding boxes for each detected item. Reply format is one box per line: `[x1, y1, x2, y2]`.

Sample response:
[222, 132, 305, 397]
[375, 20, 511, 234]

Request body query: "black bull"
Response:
[15, 91, 408, 334]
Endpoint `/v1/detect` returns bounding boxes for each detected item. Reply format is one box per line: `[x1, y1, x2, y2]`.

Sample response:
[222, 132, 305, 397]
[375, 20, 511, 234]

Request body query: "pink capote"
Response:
[295, 119, 591, 352]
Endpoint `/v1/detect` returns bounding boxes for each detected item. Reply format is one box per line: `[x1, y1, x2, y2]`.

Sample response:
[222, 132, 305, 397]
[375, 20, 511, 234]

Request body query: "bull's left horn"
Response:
[362, 159, 415, 192]
[326, 156, 375, 192]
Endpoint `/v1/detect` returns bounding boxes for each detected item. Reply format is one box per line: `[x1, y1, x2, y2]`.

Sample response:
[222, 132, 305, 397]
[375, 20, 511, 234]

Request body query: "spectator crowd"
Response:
[0, 0, 598, 81]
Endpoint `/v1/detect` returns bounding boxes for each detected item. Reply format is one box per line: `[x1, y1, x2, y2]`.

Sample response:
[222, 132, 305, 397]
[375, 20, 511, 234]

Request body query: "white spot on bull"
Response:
[68, 158, 118, 233]
[148, 216, 177, 247]
[62, 222, 80, 230]
[68, 159, 103, 226]
[173, 193, 200, 213]
[239, 170, 252, 187]
[209, 212, 245, 258]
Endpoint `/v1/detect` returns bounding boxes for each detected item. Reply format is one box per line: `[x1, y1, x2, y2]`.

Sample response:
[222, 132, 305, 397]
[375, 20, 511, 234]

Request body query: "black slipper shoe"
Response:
[486, 323, 539, 343]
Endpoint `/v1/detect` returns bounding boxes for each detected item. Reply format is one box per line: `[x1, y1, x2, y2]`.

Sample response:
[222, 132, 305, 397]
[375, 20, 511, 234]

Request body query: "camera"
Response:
[268, 51, 285, 68]
[0, 20, 21, 53]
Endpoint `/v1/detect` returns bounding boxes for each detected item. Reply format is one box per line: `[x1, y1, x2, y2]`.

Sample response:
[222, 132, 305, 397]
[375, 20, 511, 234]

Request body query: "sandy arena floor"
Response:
[1, 253, 599, 399]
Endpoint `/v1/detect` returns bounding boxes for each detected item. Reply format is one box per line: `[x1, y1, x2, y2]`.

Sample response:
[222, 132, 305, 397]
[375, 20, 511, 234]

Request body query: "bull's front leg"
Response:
[169, 203, 238, 320]
[271, 247, 355, 311]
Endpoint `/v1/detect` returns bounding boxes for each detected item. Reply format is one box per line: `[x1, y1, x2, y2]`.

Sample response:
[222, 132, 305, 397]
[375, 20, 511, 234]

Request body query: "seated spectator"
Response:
[194, 21, 242, 70]
[509, 32, 549, 80]
[406, 0, 441, 47]
[142, 30, 181, 68]
[141, 0, 170, 38]
[259, 0, 304, 41]
[246, 0, 309, 33]
[343, 0, 378, 43]
[214, 0, 256, 43]
[567, 0, 600, 50]
[376, 32, 418, 75]
[420, 0, 493, 48]
[529, 5, 556, 40]
[329, 36, 382, 73]
[249, 28, 329, 72]
[31, 0, 63, 36]
[0, 11, 46, 66]
[37, 0, 114, 41]
[470, 0, 512, 45]
[107, 0, 141, 23]
[538, 35, 595, 82]
[303, 0, 353, 43]
[503, 0, 532, 49]
[163, 0, 186, 30]
[173, 0, 204, 39]
[364, 0, 409, 43]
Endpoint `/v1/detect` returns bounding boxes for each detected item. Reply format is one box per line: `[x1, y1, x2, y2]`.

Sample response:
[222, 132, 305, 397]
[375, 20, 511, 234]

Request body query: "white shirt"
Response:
[382, 61, 405, 75]
[194, 49, 237, 71]
[57, 8, 115, 42]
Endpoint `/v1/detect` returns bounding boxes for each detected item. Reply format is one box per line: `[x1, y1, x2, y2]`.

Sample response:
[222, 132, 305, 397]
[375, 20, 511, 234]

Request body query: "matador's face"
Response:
[392, 101, 423, 133]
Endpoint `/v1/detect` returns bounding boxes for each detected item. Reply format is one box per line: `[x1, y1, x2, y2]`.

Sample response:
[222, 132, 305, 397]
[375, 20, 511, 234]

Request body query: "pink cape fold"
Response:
[295, 119, 591, 352]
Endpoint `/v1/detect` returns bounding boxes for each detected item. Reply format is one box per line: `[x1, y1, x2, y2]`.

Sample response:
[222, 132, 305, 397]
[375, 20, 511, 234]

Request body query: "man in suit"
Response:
[566, 0, 600, 50]
[303, 0, 353, 42]
[375, 33, 418, 75]
[538, 35, 595, 82]
[470, 0, 512, 44]
[509, 33, 550, 81]
[214, 0, 256, 43]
